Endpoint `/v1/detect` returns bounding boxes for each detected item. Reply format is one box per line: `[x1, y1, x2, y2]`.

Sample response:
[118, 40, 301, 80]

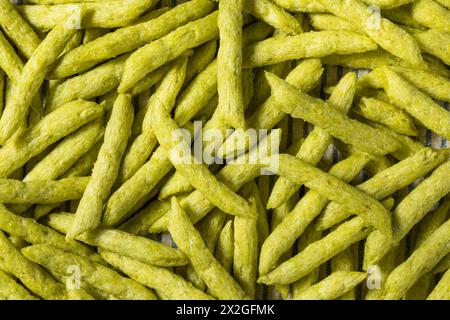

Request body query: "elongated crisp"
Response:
[119, 12, 219, 93]
[355, 97, 418, 136]
[239, 185, 270, 275]
[184, 41, 217, 88]
[244, 54, 280, 109]
[318, 0, 423, 65]
[373, 123, 428, 161]
[184, 207, 228, 292]
[384, 218, 450, 299]
[363, 0, 414, 8]
[356, 69, 391, 92]
[9, 121, 103, 214]
[25, 121, 104, 182]
[83, 28, 109, 44]
[259, 217, 371, 285]
[263, 153, 392, 235]
[365, 244, 402, 300]
[0, 204, 97, 259]
[314, 12, 436, 43]
[294, 271, 367, 300]
[46, 213, 188, 267]
[415, 197, 450, 248]
[272, 0, 414, 11]
[382, 5, 425, 29]
[242, 21, 274, 45]
[247, 63, 289, 116]
[120, 197, 170, 233]
[61, 30, 83, 56]
[218, 58, 323, 160]
[99, 250, 213, 300]
[157, 111, 230, 199]
[233, 198, 260, 298]
[331, 245, 357, 300]
[215, 220, 234, 273]
[0, 25, 77, 144]
[169, 197, 247, 300]
[175, 60, 218, 126]
[115, 131, 157, 187]
[198, 209, 228, 253]
[147, 130, 280, 233]
[130, 59, 186, 96]
[0, 177, 88, 204]
[427, 268, 450, 300]
[18, 0, 157, 31]
[405, 198, 450, 299]
[317, 148, 448, 231]
[269, 187, 297, 299]
[46, 271, 114, 300]
[393, 161, 450, 241]
[267, 72, 357, 209]
[130, 90, 151, 137]
[269, 0, 326, 12]
[291, 224, 322, 298]
[322, 49, 448, 77]
[0, 99, 103, 178]
[27, 267, 95, 300]
[0, 0, 40, 59]
[382, 68, 450, 140]
[151, 62, 255, 219]
[50, 0, 214, 78]
[0, 30, 24, 81]
[68, 94, 133, 239]
[0, 269, 38, 300]
[103, 147, 173, 226]
[0, 231, 68, 300]
[103, 66, 206, 226]
[99, 90, 120, 114]
[46, 54, 128, 112]
[217, 0, 245, 129]
[7, 235, 27, 251]
[243, 31, 377, 68]
[412, 0, 450, 31]
[259, 153, 370, 275]
[26, 90, 43, 141]
[172, 22, 273, 128]
[64, 142, 102, 179]
[185, 263, 206, 292]
[266, 72, 400, 155]
[22, 244, 157, 300]
[34, 142, 101, 219]
[244, 0, 301, 35]
[433, 253, 450, 274]
[117, 54, 186, 186]
[364, 155, 393, 178]
[364, 161, 450, 268]
[308, 13, 358, 32]
[165, 66, 284, 198]
[404, 27, 450, 66]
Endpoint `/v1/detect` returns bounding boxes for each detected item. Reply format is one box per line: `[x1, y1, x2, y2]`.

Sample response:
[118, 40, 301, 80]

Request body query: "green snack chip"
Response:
[22, 244, 157, 300]
[168, 197, 248, 300]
